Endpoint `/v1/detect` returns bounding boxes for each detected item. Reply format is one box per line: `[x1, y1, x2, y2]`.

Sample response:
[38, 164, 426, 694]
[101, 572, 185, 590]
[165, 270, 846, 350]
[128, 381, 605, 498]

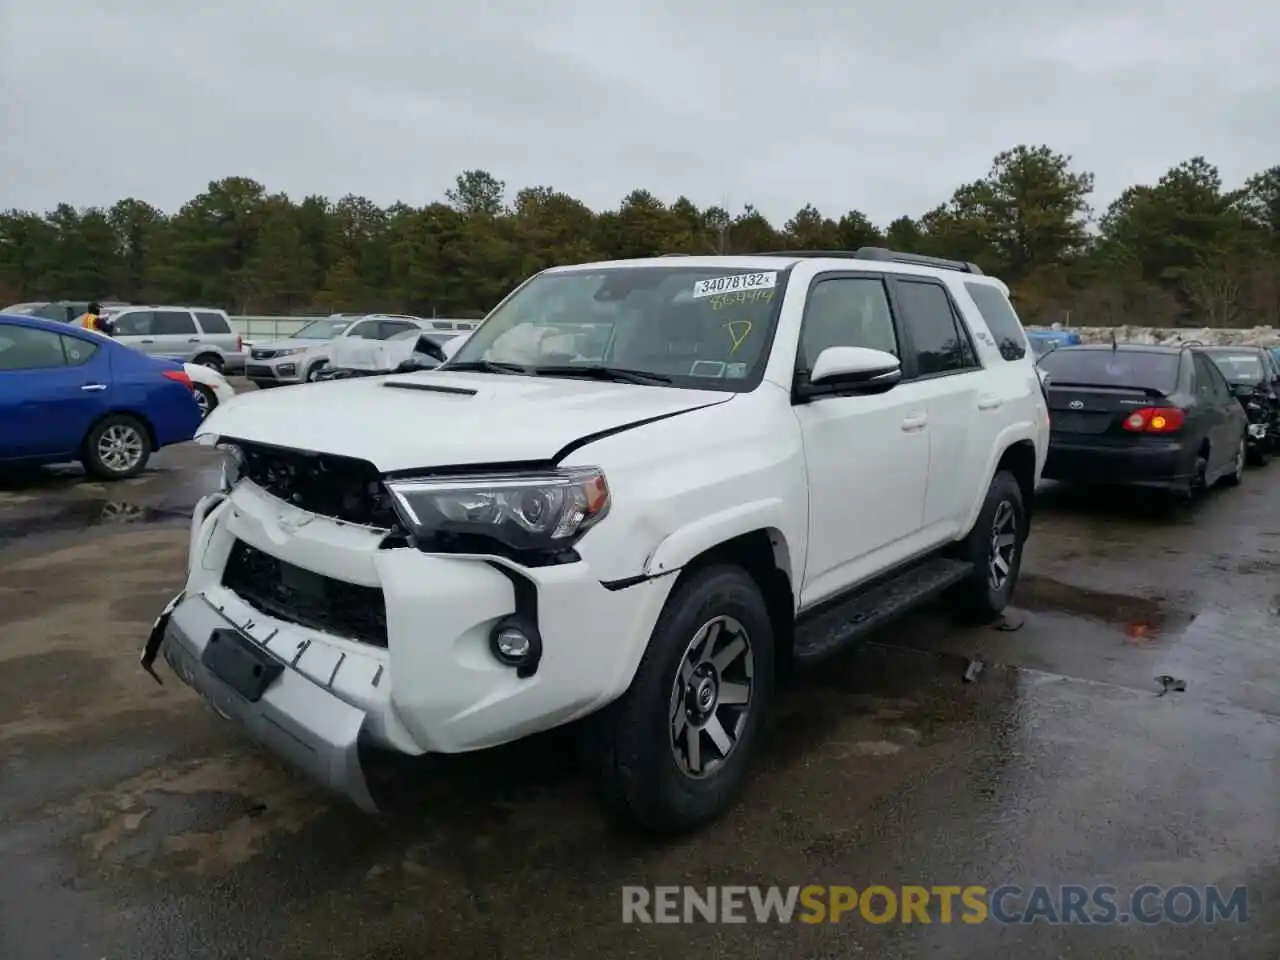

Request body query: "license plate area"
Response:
[201, 627, 283, 702]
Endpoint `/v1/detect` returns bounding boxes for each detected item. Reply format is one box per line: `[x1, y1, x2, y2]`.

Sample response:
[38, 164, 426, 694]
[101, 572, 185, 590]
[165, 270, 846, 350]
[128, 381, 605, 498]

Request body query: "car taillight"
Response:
[1122, 406, 1184, 433]
[236, 334, 243, 352]
[163, 369, 194, 391]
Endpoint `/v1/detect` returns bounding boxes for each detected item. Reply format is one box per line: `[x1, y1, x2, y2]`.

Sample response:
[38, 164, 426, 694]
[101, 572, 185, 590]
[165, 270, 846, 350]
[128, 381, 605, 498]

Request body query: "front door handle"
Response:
[187, 337, 200, 342]
[978, 394, 1002, 410]
[81, 383, 107, 392]
[140, 338, 155, 343]
[901, 414, 928, 431]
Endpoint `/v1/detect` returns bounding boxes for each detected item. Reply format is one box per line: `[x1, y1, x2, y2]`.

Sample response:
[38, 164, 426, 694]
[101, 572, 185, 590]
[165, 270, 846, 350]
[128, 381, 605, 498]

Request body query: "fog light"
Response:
[495, 627, 531, 661]
[488, 616, 543, 677]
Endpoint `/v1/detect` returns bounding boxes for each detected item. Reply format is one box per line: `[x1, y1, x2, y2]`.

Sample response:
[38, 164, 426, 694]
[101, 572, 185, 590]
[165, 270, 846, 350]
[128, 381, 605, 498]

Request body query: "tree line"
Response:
[2, 145, 1278, 327]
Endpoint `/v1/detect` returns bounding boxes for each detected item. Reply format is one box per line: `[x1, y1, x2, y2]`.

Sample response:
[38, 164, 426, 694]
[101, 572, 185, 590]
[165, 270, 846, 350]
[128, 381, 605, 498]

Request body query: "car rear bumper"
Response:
[1043, 437, 1193, 487]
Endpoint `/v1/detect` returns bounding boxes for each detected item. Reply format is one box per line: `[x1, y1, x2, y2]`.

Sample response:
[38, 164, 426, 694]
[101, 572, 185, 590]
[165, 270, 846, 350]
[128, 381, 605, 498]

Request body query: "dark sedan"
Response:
[1199, 345, 1280, 465]
[1038, 343, 1248, 497]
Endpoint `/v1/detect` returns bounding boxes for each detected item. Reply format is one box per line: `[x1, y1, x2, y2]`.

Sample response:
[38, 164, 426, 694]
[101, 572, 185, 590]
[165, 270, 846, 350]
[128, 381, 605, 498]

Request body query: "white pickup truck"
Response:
[144, 248, 1049, 833]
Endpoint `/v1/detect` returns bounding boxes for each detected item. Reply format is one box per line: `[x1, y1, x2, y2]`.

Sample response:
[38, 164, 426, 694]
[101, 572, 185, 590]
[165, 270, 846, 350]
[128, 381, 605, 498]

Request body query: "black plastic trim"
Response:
[382, 381, 477, 396]
[485, 562, 543, 678]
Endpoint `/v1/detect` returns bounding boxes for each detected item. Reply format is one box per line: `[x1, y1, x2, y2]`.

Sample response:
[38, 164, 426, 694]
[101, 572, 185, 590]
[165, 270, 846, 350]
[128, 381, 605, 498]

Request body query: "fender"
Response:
[958, 419, 1042, 537]
[643, 498, 796, 582]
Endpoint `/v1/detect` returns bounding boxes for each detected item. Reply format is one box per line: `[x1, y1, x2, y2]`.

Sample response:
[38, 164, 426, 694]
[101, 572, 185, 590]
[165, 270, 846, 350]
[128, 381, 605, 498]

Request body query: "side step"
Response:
[793, 556, 974, 664]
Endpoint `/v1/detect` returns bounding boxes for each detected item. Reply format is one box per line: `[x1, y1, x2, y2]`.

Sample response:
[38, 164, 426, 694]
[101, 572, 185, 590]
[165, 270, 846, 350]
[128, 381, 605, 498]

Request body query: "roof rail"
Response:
[753, 248, 983, 274]
[659, 252, 692, 257]
[853, 247, 984, 275]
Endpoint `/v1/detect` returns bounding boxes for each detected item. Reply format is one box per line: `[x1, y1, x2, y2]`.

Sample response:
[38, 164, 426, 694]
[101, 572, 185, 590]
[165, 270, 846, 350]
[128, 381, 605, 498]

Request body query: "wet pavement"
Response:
[3, 420, 1280, 958]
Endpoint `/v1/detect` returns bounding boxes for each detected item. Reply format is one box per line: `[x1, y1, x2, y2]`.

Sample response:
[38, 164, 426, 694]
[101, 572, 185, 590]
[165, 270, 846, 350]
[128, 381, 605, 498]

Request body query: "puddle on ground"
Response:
[0, 499, 191, 549]
[1014, 574, 1194, 639]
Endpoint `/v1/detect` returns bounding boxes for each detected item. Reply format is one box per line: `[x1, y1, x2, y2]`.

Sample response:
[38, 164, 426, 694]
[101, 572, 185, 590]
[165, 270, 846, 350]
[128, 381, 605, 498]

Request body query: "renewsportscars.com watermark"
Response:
[622, 884, 1249, 925]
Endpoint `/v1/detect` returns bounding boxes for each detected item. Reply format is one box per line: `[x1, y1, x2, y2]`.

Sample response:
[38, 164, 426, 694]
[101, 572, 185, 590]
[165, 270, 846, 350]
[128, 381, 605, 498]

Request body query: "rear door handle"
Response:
[901, 414, 928, 431]
[140, 338, 154, 343]
[187, 337, 200, 342]
[81, 383, 107, 392]
[978, 395, 1002, 410]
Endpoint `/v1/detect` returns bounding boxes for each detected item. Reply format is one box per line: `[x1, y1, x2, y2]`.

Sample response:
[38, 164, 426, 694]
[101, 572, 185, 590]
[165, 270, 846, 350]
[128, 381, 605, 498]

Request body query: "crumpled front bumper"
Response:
[158, 592, 378, 811]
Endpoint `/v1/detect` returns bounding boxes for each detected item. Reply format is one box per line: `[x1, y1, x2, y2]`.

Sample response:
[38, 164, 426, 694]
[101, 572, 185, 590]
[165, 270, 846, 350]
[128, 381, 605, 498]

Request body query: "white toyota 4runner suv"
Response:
[143, 248, 1049, 833]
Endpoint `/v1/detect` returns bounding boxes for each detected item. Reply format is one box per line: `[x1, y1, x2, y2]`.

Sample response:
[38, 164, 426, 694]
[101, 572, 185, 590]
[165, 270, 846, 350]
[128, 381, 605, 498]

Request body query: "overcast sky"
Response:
[1, 0, 1277, 227]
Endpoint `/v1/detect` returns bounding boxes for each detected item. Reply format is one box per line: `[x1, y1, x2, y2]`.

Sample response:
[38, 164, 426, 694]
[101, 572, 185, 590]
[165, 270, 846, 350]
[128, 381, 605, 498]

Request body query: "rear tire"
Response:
[1221, 435, 1246, 486]
[946, 470, 1025, 624]
[580, 564, 775, 835]
[82, 414, 152, 480]
[193, 353, 223, 372]
[193, 383, 218, 419]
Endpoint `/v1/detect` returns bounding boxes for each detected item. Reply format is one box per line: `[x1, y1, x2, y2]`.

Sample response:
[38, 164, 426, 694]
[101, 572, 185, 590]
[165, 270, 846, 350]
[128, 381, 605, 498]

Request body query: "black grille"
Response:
[222, 539, 388, 647]
[236, 441, 398, 528]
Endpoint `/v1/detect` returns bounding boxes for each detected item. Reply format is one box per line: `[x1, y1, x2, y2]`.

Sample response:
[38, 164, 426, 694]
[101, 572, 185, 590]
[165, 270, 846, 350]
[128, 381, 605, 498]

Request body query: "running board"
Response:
[793, 557, 974, 664]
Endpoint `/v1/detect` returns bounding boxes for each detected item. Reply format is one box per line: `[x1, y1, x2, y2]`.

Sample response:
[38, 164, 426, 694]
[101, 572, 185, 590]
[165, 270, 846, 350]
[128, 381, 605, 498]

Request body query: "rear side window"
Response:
[1038, 349, 1180, 394]
[60, 335, 99, 366]
[195, 311, 232, 334]
[153, 310, 197, 335]
[965, 282, 1027, 361]
[893, 279, 977, 376]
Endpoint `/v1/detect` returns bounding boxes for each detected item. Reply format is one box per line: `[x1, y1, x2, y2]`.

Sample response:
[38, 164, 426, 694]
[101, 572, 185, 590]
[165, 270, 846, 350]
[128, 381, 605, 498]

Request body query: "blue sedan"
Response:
[0, 313, 204, 479]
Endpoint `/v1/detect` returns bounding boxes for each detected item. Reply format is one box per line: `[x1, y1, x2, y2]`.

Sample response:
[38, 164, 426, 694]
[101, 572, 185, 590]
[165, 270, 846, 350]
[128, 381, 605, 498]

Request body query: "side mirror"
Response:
[1230, 382, 1252, 398]
[796, 346, 901, 401]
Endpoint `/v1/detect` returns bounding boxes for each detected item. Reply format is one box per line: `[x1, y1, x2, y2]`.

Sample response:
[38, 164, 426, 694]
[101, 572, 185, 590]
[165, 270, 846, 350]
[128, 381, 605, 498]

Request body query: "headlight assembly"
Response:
[385, 467, 610, 558]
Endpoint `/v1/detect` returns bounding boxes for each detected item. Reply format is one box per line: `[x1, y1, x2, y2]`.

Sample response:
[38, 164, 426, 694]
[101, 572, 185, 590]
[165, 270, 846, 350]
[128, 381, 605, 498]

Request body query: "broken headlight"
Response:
[216, 442, 245, 492]
[385, 468, 610, 558]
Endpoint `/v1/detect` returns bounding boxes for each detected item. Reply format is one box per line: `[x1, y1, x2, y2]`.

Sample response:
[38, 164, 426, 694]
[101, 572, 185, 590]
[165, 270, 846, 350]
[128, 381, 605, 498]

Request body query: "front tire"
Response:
[82, 414, 152, 480]
[946, 470, 1025, 624]
[305, 361, 327, 382]
[581, 565, 775, 834]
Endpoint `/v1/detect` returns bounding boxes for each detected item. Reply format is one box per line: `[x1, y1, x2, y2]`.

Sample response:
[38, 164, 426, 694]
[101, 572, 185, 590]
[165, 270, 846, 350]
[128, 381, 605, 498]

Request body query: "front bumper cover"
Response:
[156, 592, 377, 811]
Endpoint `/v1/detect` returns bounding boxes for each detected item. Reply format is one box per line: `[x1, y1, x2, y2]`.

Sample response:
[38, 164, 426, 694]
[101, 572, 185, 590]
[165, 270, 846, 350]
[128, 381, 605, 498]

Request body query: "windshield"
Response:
[1028, 337, 1057, 360]
[445, 265, 789, 390]
[294, 317, 353, 339]
[1203, 350, 1265, 383]
[1038, 348, 1181, 393]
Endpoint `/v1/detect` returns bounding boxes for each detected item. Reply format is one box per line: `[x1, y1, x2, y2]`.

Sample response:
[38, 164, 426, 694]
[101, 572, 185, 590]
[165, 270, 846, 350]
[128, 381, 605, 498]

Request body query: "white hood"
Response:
[200, 372, 731, 471]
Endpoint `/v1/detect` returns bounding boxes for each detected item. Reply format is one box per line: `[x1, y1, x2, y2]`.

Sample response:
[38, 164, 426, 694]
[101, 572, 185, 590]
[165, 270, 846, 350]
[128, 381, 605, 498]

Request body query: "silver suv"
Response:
[109, 306, 244, 372]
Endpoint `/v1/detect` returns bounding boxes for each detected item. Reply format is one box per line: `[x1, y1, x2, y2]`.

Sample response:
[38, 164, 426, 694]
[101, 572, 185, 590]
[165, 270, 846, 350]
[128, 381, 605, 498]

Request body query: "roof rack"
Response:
[754, 248, 983, 275]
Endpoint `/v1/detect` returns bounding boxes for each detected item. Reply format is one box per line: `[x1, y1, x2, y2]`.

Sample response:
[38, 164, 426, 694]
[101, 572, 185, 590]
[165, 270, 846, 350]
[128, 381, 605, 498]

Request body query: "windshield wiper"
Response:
[443, 360, 530, 375]
[526, 365, 673, 385]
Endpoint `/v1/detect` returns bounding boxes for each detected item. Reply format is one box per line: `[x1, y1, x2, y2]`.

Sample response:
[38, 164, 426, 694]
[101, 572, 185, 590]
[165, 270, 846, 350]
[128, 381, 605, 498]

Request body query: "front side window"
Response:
[0, 325, 68, 371]
[446, 266, 790, 390]
[797, 277, 898, 370]
[113, 310, 154, 336]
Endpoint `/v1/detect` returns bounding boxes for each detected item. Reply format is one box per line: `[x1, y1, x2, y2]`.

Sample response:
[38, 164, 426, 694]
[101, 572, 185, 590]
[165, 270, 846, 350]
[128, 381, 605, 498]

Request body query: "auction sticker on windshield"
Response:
[692, 271, 777, 299]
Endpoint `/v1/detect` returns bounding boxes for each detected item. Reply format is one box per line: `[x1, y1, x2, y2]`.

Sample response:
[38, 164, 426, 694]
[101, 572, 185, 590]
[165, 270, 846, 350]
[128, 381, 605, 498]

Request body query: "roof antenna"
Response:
[1110, 330, 1117, 351]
